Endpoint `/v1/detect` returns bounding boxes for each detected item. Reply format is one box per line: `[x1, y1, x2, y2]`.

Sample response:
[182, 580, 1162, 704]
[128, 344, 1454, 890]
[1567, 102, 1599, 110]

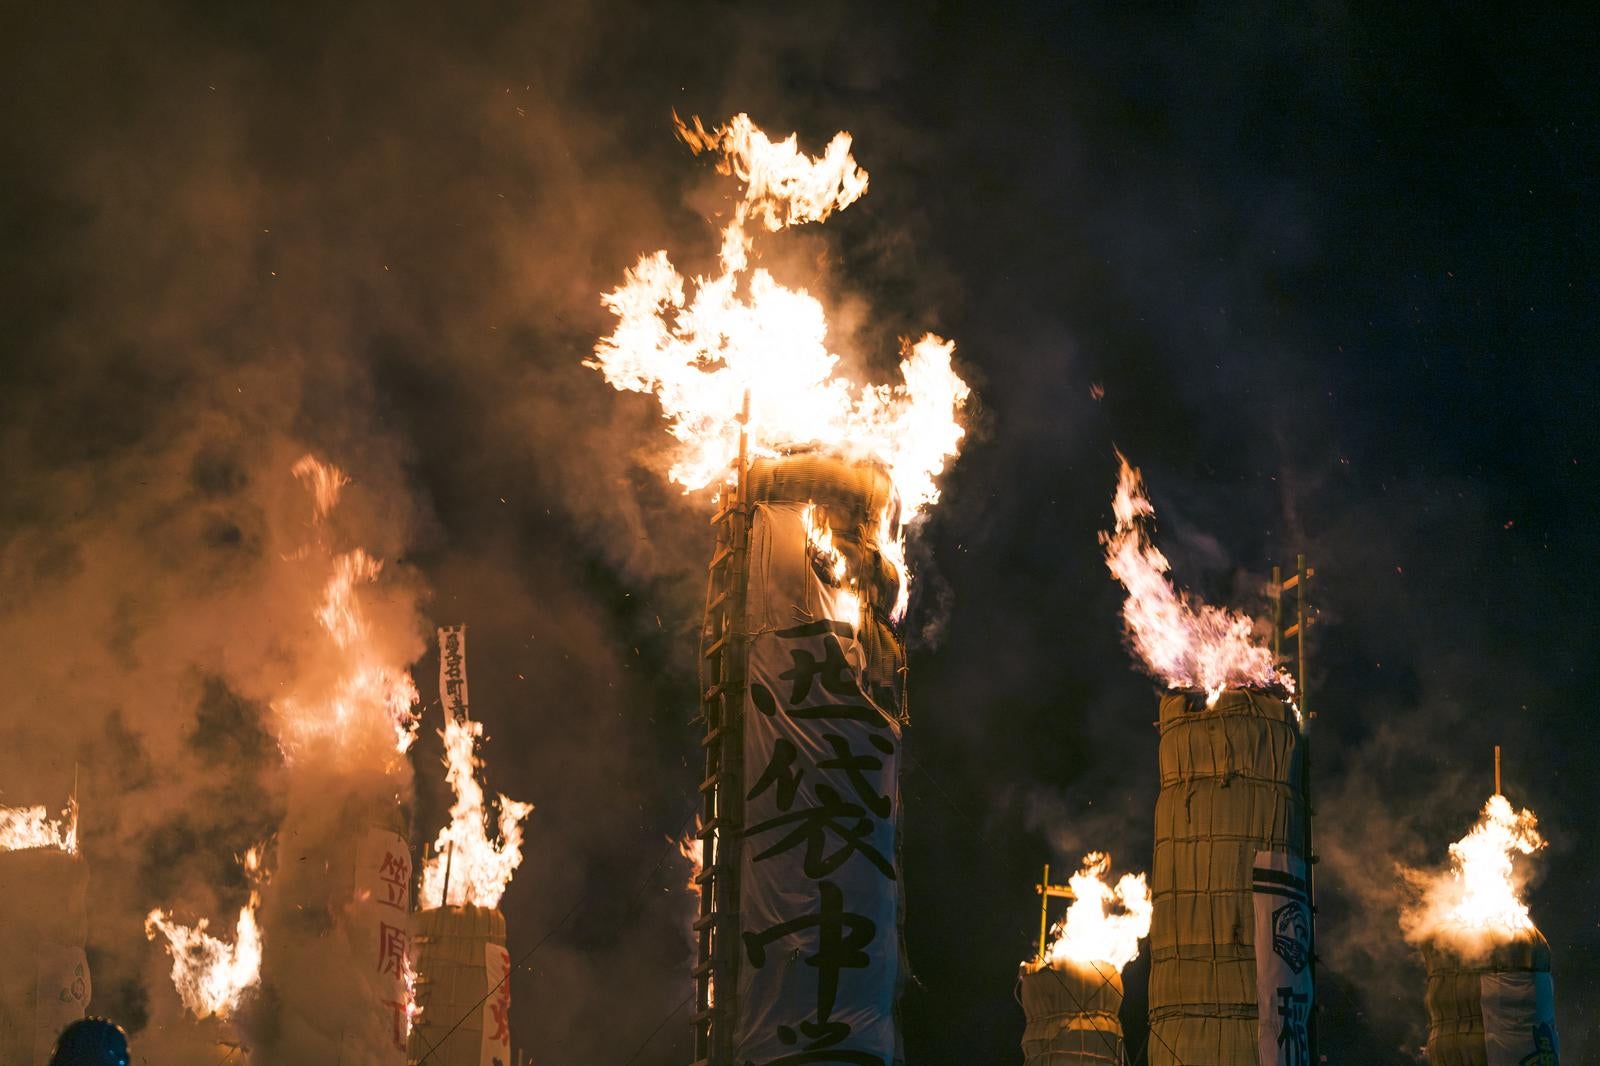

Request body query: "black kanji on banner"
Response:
[737, 597, 900, 1066]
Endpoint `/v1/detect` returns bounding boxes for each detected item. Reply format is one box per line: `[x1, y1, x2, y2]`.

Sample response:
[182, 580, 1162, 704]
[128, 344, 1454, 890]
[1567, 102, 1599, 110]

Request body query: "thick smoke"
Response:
[5, 3, 1594, 1064]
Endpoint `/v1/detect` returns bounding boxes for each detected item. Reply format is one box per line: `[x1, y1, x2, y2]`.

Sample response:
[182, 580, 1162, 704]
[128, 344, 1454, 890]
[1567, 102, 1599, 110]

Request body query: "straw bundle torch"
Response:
[0, 790, 89, 1064]
[409, 625, 531, 1066]
[590, 112, 970, 1065]
[1101, 455, 1313, 1066]
[1401, 749, 1560, 1065]
[1019, 854, 1152, 1065]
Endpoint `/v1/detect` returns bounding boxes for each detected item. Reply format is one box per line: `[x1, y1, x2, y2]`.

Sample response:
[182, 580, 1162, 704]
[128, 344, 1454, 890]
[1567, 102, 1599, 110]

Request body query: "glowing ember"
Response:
[272, 456, 420, 759]
[589, 112, 970, 615]
[418, 714, 534, 909]
[1100, 453, 1292, 704]
[145, 846, 266, 1019]
[0, 801, 77, 853]
[1401, 792, 1547, 956]
[1042, 852, 1152, 972]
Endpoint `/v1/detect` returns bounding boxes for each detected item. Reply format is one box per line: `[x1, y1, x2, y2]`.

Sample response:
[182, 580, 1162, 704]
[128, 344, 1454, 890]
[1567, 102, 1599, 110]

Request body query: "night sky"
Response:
[3, 2, 1596, 1063]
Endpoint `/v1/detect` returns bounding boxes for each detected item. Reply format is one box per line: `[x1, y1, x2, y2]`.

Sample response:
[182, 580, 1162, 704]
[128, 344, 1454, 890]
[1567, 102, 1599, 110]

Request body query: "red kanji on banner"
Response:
[376, 922, 409, 979]
[486, 945, 512, 1047]
[376, 849, 411, 911]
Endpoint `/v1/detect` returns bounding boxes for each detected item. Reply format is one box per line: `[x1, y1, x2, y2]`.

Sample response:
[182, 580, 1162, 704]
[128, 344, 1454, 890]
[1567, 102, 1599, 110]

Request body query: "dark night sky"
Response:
[2, 2, 1597, 1063]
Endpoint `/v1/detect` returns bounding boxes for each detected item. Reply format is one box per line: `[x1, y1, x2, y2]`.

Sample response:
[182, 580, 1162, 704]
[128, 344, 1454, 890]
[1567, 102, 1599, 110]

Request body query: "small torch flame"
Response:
[418, 715, 534, 910]
[145, 846, 266, 1019]
[676, 821, 715, 1005]
[677, 826, 704, 894]
[1100, 453, 1292, 704]
[402, 950, 423, 1038]
[1042, 852, 1152, 973]
[0, 800, 78, 854]
[803, 504, 865, 624]
[589, 113, 970, 622]
[1401, 792, 1546, 957]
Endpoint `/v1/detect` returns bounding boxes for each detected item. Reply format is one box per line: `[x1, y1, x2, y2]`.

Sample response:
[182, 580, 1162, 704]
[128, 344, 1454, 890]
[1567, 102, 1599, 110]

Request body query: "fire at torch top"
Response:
[588, 112, 972, 612]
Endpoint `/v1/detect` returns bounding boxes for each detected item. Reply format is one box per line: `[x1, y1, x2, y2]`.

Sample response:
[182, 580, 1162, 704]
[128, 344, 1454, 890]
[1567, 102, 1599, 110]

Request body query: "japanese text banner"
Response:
[1253, 850, 1314, 1066]
[481, 943, 512, 1066]
[736, 503, 902, 1066]
[1480, 971, 1559, 1066]
[355, 827, 414, 1061]
[438, 625, 470, 723]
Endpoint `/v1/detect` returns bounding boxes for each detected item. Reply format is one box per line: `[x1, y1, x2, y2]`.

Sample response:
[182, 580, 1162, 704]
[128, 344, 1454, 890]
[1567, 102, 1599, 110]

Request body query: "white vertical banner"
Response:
[1253, 850, 1313, 1066]
[438, 625, 470, 722]
[1481, 971, 1559, 1066]
[481, 943, 513, 1066]
[32, 943, 90, 1063]
[354, 827, 414, 1061]
[734, 503, 901, 1066]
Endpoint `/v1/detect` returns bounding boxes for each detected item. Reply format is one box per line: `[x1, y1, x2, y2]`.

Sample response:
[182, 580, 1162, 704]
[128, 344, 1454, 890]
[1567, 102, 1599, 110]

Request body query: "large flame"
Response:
[145, 846, 266, 1019]
[0, 800, 77, 854]
[1101, 453, 1291, 703]
[1401, 792, 1546, 957]
[418, 714, 534, 909]
[271, 456, 420, 760]
[1042, 852, 1152, 973]
[589, 112, 970, 557]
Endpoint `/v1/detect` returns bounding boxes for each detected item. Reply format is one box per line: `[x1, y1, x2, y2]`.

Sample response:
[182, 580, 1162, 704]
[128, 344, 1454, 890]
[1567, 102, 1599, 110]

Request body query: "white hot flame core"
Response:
[1100, 453, 1293, 703]
[1043, 852, 1152, 972]
[419, 715, 534, 910]
[589, 113, 970, 607]
[1401, 792, 1546, 956]
[0, 801, 77, 854]
[273, 457, 420, 760]
[145, 846, 266, 1019]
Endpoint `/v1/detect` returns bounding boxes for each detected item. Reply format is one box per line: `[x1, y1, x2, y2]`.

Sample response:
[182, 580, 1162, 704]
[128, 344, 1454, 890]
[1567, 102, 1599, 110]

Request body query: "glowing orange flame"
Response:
[273, 456, 420, 760]
[418, 715, 534, 909]
[803, 503, 866, 623]
[1100, 453, 1291, 703]
[1401, 792, 1546, 957]
[402, 951, 423, 1038]
[145, 846, 266, 1019]
[676, 822, 714, 1005]
[677, 826, 704, 894]
[0, 800, 77, 854]
[1042, 852, 1152, 972]
[589, 113, 970, 575]
[291, 453, 350, 520]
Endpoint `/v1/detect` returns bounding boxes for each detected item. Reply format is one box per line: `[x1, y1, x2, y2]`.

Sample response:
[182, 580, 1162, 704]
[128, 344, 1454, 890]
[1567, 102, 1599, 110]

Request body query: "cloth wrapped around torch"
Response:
[1018, 853, 1151, 1066]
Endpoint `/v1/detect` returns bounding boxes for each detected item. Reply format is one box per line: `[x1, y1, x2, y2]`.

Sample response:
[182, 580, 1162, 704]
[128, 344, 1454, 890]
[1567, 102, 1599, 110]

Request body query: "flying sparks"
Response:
[1100, 453, 1292, 703]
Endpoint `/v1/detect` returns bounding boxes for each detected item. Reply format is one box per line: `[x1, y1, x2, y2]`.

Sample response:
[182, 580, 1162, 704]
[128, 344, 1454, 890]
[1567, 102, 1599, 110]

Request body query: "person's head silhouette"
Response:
[48, 1017, 130, 1066]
